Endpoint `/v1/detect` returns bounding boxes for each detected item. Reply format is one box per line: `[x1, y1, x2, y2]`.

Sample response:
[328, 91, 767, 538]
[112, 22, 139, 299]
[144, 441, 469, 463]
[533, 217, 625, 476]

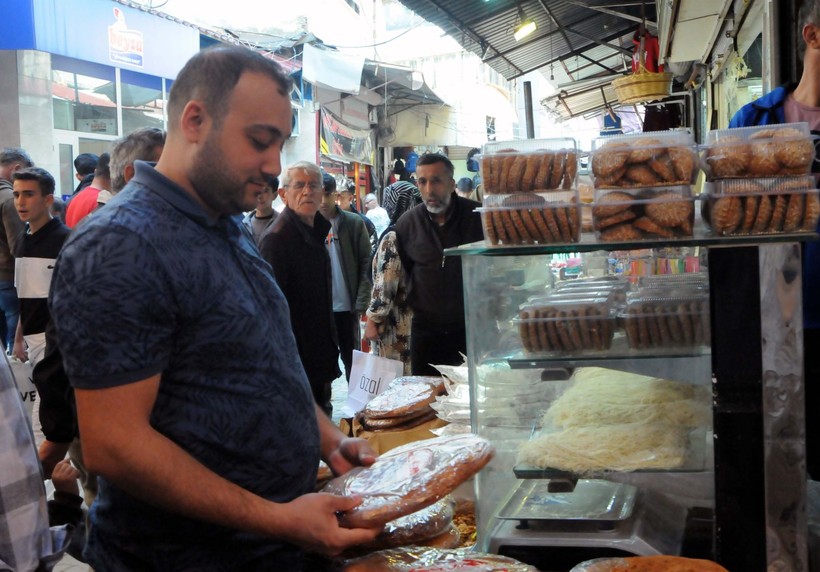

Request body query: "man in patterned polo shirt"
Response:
[49, 47, 379, 570]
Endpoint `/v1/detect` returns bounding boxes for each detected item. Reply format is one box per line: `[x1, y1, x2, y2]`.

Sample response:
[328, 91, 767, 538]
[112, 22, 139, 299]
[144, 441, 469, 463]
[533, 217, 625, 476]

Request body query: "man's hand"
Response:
[276, 493, 380, 555]
[11, 340, 27, 362]
[364, 318, 380, 342]
[38, 440, 70, 479]
[325, 437, 377, 476]
[51, 459, 81, 496]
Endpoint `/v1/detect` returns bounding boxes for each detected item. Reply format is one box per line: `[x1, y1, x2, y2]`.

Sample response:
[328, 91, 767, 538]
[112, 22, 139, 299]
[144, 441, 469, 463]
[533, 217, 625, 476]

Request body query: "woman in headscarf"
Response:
[363, 181, 422, 373]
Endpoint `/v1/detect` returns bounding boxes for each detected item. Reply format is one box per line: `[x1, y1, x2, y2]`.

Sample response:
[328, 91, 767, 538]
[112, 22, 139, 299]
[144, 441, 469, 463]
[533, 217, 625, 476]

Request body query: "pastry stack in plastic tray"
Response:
[515, 278, 631, 355]
[515, 275, 711, 355]
[589, 131, 699, 241]
[477, 138, 581, 245]
[700, 122, 819, 236]
[620, 273, 710, 350]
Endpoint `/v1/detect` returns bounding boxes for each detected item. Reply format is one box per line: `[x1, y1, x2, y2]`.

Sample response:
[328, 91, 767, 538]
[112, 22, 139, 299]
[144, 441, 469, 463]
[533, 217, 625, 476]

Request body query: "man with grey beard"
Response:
[394, 152, 482, 375]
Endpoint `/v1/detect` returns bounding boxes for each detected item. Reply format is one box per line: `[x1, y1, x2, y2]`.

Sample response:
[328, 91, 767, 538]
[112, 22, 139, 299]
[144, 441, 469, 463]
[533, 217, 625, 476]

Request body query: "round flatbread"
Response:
[344, 547, 538, 571]
[324, 434, 494, 528]
[363, 376, 443, 420]
[571, 555, 729, 572]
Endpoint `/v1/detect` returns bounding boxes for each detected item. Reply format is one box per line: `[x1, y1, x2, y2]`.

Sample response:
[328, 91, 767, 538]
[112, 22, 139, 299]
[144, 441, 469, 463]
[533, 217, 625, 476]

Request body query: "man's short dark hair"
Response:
[167, 47, 292, 131]
[457, 177, 473, 192]
[322, 173, 337, 193]
[0, 147, 33, 169]
[799, 0, 820, 59]
[95, 153, 111, 178]
[110, 128, 165, 193]
[12, 167, 55, 196]
[73, 153, 99, 177]
[417, 152, 454, 178]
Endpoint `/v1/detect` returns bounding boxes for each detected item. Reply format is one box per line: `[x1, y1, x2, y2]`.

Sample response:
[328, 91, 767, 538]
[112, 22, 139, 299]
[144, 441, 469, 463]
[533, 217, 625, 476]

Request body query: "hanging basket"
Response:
[612, 67, 674, 105]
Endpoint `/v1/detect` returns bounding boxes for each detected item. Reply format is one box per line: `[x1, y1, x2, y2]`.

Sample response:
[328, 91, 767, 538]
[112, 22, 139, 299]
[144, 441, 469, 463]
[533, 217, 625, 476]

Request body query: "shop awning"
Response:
[393, 0, 657, 113]
[361, 61, 444, 109]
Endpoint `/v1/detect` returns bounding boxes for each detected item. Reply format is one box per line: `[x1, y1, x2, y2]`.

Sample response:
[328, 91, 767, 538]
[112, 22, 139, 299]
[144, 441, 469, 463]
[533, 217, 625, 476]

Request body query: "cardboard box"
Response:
[339, 416, 449, 455]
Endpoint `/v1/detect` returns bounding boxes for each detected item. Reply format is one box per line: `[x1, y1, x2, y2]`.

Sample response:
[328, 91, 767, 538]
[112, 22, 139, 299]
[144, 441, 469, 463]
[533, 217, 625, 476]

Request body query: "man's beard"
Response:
[189, 136, 251, 216]
[425, 194, 450, 214]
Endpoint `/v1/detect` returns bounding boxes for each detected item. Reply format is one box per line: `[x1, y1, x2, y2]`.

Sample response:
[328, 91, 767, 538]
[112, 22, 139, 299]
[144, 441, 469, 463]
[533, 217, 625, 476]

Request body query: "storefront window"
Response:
[121, 69, 164, 134]
[51, 56, 118, 135]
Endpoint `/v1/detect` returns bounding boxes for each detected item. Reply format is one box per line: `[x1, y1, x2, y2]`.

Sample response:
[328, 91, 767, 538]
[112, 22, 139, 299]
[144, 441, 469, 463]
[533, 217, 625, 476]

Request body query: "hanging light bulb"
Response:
[513, 7, 536, 41]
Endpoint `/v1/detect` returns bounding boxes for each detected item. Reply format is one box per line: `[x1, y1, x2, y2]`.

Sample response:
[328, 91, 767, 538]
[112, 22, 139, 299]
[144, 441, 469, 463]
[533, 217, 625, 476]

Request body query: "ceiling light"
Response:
[514, 9, 536, 42]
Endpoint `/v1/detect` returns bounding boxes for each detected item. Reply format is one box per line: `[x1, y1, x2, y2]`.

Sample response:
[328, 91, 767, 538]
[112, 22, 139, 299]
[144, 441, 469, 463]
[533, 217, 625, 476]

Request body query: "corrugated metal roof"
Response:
[395, 0, 658, 119]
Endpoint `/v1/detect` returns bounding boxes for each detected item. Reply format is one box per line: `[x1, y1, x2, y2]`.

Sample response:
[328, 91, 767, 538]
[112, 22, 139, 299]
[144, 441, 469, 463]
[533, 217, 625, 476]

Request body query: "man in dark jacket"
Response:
[395, 152, 483, 375]
[260, 161, 340, 416]
[730, 0, 820, 479]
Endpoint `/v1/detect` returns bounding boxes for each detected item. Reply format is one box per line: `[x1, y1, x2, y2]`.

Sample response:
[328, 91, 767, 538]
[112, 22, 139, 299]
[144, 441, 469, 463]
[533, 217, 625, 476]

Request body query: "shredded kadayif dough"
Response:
[517, 367, 708, 473]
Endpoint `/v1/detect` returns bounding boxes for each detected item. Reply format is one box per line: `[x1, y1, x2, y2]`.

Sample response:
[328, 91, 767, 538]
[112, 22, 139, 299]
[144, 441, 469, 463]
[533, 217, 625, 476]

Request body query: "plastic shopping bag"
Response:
[8, 355, 35, 420]
[343, 350, 404, 417]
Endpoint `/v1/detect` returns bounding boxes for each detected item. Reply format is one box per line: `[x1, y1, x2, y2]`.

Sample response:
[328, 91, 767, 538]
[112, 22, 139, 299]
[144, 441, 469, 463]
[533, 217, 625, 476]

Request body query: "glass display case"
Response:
[447, 233, 808, 572]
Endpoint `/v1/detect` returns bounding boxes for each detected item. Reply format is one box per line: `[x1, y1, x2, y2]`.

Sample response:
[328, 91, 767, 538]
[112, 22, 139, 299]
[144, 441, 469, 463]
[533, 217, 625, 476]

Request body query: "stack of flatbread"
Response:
[357, 376, 445, 432]
[344, 496, 461, 557]
[344, 547, 538, 571]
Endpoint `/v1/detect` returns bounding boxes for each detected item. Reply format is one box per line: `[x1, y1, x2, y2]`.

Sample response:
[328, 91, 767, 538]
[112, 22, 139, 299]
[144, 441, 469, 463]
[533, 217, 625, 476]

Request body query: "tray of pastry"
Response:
[589, 131, 698, 189]
[702, 176, 820, 236]
[478, 191, 581, 245]
[517, 297, 615, 355]
[701, 122, 815, 179]
[497, 479, 638, 522]
[480, 137, 578, 195]
[620, 289, 710, 350]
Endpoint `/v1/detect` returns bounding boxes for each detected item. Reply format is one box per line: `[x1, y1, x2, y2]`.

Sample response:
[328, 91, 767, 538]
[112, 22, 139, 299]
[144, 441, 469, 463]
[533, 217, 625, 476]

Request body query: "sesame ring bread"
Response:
[706, 135, 749, 178]
[627, 138, 665, 164]
[591, 141, 629, 177]
[599, 223, 642, 241]
[668, 146, 696, 182]
[710, 196, 743, 235]
[644, 191, 693, 227]
[591, 191, 634, 218]
[325, 434, 494, 529]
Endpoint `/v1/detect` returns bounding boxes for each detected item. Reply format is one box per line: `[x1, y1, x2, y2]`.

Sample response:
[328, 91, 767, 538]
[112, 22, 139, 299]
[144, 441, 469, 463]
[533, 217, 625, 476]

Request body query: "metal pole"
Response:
[523, 81, 535, 139]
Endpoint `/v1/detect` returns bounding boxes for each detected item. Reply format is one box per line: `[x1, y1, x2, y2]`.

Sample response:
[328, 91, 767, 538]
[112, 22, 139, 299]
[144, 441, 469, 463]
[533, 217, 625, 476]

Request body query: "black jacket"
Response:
[395, 193, 483, 327]
[259, 208, 340, 386]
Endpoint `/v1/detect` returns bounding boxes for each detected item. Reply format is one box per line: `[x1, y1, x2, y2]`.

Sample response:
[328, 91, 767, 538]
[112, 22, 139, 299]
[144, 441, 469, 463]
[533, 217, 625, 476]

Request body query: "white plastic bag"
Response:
[343, 350, 404, 417]
[8, 355, 35, 420]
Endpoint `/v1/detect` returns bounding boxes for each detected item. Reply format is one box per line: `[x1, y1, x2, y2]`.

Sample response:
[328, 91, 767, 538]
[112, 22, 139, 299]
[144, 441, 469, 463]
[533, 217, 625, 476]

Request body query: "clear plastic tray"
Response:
[589, 131, 697, 189]
[591, 186, 695, 241]
[478, 191, 581, 245]
[701, 122, 815, 179]
[703, 184, 819, 236]
[518, 298, 615, 354]
[620, 292, 710, 349]
[497, 479, 638, 522]
[480, 137, 578, 195]
[638, 272, 709, 290]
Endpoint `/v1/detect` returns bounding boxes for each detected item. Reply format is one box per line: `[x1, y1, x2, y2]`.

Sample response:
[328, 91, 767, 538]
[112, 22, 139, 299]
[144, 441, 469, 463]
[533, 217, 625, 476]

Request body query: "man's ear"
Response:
[124, 163, 136, 184]
[44, 194, 54, 208]
[179, 100, 210, 143]
[75, 172, 84, 181]
[804, 23, 820, 50]
[278, 187, 287, 204]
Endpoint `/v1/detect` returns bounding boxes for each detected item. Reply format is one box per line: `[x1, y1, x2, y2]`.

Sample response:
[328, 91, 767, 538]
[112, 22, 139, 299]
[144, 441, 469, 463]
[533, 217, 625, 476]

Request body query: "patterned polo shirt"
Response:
[49, 161, 319, 570]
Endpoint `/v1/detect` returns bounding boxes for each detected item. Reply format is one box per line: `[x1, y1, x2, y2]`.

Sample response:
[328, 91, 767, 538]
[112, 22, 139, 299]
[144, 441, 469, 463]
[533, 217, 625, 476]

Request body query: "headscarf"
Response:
[382, 181, 422, 225]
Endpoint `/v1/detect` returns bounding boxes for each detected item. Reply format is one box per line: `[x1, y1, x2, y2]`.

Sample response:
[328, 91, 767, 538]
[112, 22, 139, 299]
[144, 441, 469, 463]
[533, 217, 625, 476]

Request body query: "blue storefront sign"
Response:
[1, 0, 199, 79]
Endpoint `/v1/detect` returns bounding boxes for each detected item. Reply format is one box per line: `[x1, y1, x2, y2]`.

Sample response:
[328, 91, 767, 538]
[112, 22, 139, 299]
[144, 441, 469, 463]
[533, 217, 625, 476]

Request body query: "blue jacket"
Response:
[729, 84, 794, 128]
[730, 84, 820, 329]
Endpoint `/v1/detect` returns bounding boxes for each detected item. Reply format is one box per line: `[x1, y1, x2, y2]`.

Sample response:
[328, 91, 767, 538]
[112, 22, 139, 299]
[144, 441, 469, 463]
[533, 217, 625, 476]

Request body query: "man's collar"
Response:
[131, 161, 222, 228]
